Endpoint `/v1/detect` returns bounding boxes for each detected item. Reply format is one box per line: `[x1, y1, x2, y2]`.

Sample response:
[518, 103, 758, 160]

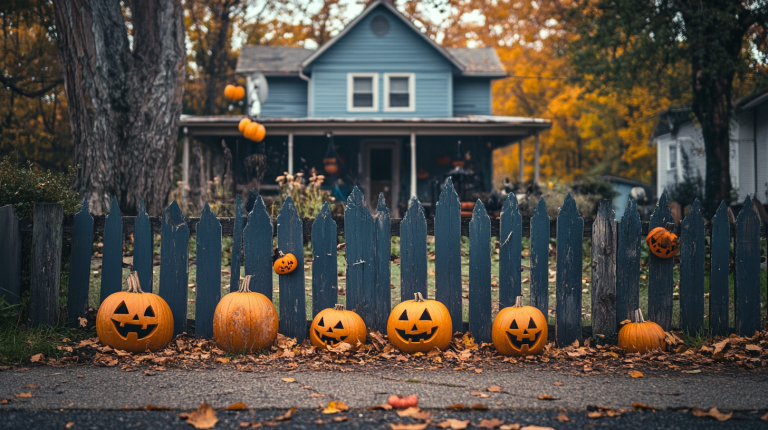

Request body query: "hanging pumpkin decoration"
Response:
[273, 251, 298, 275]
[436, 155, 451, 166]
[646, 226, 679, 258]
[224, 84, 245, 101]
[96, 272, 173, 353]
[618, 309, 666, 354]
[417, 168, 429, 179]
[492, 296, 548, 357]
[238, 118, 252, 132]
[387, 292, 452, 354]
[244, 122, 266, 142]
[323, 157, 339, 175]
[213, 275, 278, 353]
[309, 304, 367, 349]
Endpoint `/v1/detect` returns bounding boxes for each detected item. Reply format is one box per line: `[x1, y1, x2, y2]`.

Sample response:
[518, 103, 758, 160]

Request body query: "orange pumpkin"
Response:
[309, 304, 366, 349]
[492, 296, 548, 356]
[618, 309, 666, 354]
[273, 251, 298, 275]
[324, 163, 339, 175]
[436, 155, 451, 166]
[388, 395, 418, 409]
[96, 272, 173, 353]
[244, 122, 266, 142]
[387, 292, 452, 354]
[646, 226, 679, 258]
[213, 275, 278, 353]
[417, 168, 429, 179]
[238, 118, 252, 132]
[224, 84, 245, 101]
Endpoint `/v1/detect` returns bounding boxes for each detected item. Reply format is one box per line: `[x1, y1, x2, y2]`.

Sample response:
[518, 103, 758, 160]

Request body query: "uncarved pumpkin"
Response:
[387, 292, 452, 354]
[492, 296, 548, 356]
[213, 275, 278, 353]
[324, 163, 339, 175]
[309, 304, 366, 349]
[244, 122, 266, 142]
[238, 118, 252, 132]
[618, 309, 666, 354]
[273, 251, 298, 275]
[224, 84, 237, 100]
[646, 226, 679, 258]
[224, 84, 245, 101]
[96, 271, 173, 353]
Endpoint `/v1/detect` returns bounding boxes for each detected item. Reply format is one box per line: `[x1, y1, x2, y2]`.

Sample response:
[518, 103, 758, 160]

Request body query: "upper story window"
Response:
[384, 73, 415, 112]
[668, 143, 677, 170]
[347, 73, 378, 112]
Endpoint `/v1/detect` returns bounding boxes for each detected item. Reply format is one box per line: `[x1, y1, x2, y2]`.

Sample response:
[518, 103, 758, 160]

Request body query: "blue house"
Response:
[180, 0, 551, 216]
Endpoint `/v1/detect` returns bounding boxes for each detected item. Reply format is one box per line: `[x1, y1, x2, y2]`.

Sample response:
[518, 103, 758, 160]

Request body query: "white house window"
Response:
[384, 73, 415, 112]
[347, 73, 378, 112]
[668, 143, 677, 170]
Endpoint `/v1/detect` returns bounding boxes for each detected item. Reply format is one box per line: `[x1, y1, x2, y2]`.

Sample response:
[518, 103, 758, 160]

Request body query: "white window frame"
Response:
[347, 73, 379, 112]
[668, 141, 678, 171]
[383, 73, 415, 112]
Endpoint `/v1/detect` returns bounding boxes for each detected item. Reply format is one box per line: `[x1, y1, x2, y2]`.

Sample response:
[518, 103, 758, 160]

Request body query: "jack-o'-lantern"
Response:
[96, 271, 173, 353]
[492, 296, 548, 356]
[213, 275, 278, 353]
[646, 226, 679, 258]
[387, 292, 452, 354]
[618, 309, 666, 354]
[309, 304, 366, 349]
[273, 251, 298, 275]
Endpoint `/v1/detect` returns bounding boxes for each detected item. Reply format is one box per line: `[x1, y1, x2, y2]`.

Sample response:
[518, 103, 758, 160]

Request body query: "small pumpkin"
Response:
[646, 226, 679, 258]
[273, 251, 298, 275]
[436, 155, 451, 166]
[387, 292, 452, 354]
[388, 395, 418, 409]
[238, 118, 252, 132]
[618, 309, 666, 354]
[460, 201, 475, 211]
[244, 122, 266, 142]
[224, 84, 245, 101]
[213, 275, 278, 353]
[324, 163, 339, 175]
[492, 296, 548, 356]
[96, 271, 173, 353]
[309, 304, 366, 349]
[417, 168, 429, 179]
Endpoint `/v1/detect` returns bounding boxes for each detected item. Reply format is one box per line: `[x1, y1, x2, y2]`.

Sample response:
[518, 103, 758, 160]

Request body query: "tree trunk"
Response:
[52, 0, 185, 216]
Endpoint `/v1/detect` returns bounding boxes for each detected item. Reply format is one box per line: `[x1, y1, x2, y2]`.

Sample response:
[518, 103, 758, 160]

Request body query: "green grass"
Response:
[0, 319, 96, 366]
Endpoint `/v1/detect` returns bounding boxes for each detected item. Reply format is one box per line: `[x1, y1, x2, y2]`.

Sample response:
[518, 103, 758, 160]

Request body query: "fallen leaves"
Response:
[397, 407, 430, 420]
[390, 423, 429, 430]
[30, 353, 43, 363]
[628, 370, 644, 378]
[537, 394, 556, 401]
[437, 418, 471, 429]
[691, 407, 732, 421]
[280, 377, 295, 383]
[179, 402, 218, 429]
[555, 412, 570, 422]
[321, 401, 348, 414]
[487, 385, 503, 393]
[145, 404, 171, 411]
[225, 402, 248, 411]
[25, 384, 39, 389]
[477, 418, 505, 428]
[632, 402, 655, 411]
[15, 392, 32, 398]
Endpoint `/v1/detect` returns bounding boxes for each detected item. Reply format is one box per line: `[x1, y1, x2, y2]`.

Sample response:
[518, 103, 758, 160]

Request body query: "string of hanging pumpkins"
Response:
[223, 82, 267, 142]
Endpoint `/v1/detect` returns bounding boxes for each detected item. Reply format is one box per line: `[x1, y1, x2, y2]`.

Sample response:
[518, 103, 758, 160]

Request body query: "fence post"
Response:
[134, 198, 153, 293]
[400, 196, 427, 301]
[345, 186, 376, 328]
[101, 197, 123, 303]
[556, 194, 584, 346]
[0, 205, 22, 305]
[530, 198, 549, 317]
[159, 200, 189, 336]
[195, 204, 221, 338]
[373, 195, 391, 333]
[244, 192, 273, 299]
[616, 197, 641, 325]
[679, 199, 705, 334]
[735, 195, 761, 336]
[277, 197, 306, 342]
[230, 195, 244, 293]
[469, 200, 491, 343]
[648, 189, 675, 330]
[312, 202, 338, 317]
[499, 194, 522, 310]
[591, 200, 616, 341]
[30, 203, 63, 326]
[434, 178, 462, 334]
[709, 200, 730, 336]
[67, 199, 94, 325]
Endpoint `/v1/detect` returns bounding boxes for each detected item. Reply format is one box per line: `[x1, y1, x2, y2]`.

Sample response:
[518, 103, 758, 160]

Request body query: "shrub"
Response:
[0, 156, 80, 218]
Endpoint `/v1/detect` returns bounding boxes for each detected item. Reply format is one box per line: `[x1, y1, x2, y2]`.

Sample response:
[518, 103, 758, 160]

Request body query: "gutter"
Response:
[299, 69, 311, 117]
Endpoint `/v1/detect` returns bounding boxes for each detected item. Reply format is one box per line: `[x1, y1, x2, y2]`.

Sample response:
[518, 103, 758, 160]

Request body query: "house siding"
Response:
[453, 78, 491, 116]
[756, 104, 768, 202]
[308, 6, 454, 118]
[261, 77, 307, 118]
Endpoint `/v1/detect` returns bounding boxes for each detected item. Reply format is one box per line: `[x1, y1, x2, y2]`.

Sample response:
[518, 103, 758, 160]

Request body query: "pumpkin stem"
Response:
[334, 304, 345, 311]
[633, 309, 646, 323]
[414, 292, 425, 302]
[238, 275, 253, 293]
[514, 296, 523, 307]
[126, 271, 144, 293]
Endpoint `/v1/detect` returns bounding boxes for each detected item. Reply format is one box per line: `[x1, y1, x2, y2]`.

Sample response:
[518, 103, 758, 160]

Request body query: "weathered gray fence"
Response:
[2, 182, 767, 345]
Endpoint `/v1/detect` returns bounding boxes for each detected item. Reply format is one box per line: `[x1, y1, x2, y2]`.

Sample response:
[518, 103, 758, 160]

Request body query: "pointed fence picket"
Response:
[679, 199, 705, 334]
[244, 192, 272, 299]
[469, 200, 492, 343]
[344, 187, 376, 328]
[195, 204, 221, 338]
[67, 199, 94, 325]
[0, 205, 22, 305]
[555, 194, 584, 346]
[134, 199, 153, 293]
[616, 197, 641, 325]
[373, 195, 391, 333]
[709, 201, 730, 337]
[229, 195, 244, 293]
[159, 201, 190, 336]
[434, 178, 463, 334]
[648, 190, 675, 331]
[277, 197, 306, 342]
[311, 202, 338, 317]
[400, 197, 427, 301]
[591, 200, 616, 340]
[499, 193, 522, 311]
[530, 198, 550, 318]
[101, 197, 123, 303]
[735, 196, 761, 336]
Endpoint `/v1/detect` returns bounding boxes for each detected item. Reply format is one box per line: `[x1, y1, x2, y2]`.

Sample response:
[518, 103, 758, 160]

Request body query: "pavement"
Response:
[1, 367, 767, 429]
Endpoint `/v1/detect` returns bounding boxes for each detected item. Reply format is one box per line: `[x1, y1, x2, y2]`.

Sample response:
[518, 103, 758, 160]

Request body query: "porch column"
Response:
[519, 139, 525, 183]
[182, 127, 189, 204]
[534, 132, 540, 184]
[410, 132, 417, 198]
[287, 133, 294, 175]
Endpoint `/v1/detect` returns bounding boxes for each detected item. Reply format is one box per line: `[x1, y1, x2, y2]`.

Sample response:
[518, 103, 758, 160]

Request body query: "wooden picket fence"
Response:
[1, 178, 766, 346]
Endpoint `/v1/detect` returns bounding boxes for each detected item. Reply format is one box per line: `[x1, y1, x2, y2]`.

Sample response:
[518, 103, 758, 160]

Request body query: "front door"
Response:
[362, 140, 399, 217]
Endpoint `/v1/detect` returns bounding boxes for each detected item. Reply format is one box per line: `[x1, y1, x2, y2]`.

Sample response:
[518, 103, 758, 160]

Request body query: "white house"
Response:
[651, 88, 768, 203]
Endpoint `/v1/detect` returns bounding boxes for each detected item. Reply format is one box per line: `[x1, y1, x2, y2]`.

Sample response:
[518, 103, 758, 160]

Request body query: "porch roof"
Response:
[180, 115, 552, 137]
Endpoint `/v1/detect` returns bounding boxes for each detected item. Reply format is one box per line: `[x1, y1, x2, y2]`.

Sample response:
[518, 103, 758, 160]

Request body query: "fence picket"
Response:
[245, 188, 258, 214]
[374, 195, 391, 333]
[344, 187, 376, 327]
[469, 200, 491, 343]
[101, 197, 123, 303]
[400, 197, 427, 301]
[556, 194, 584, 346]
[616, 197, 641, 325]
[134, 198, 153, 293]
[195, 204, 221, 338]
[709, 200, 730, 336]
[244, 192, 272, 299]
[159, 200, 190, 336]
[499, 194, 522, 310]
[30, 204, 63, 326]
[735, 196, 761, 336]
[67, 199, 94, 325]
[679, 199, 705, 334]
[434, 178, 463, 333]
[230, 195, 244, 293]
[591, 200, 616, 340]
[530, 198, 549, 317]
[0, 205, 22, 305]
[277, 197, 306, 342]
[312, 202, 338, 317]
[648, 190, 675, 330]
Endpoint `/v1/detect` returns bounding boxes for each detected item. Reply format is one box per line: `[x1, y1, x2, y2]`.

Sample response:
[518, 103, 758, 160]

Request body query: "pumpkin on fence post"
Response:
[96, 271, 173, 353]
[387, 292, 452, 354]
[213, 275, 278, 353]
[492, 296, 548, 356]
[309, 304, 367, 350]
[273, 251, 298, 274]
[646, 226, 679, 258]
[618, 309, 666, 354]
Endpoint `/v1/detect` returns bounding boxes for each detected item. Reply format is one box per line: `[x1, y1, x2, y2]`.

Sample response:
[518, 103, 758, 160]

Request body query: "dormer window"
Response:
[384, 73, 415, 112]
[347, 73, 379, 112]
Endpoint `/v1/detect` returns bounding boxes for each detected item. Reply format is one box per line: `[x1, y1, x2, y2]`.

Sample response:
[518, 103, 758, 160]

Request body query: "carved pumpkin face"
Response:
[96, 272, 173, 353]
[387, 293, 452, 354]
[309, 305, 366, 350]
[646, 227, 679, 258]
[492, 297, 548, 356]
[273, 252, 298, 275]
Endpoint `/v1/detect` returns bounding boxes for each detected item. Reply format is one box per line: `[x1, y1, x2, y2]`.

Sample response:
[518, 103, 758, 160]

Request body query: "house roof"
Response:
[236, 46, 312, 76]
[736, 87, 768, 109]
[446, 47, 505, 77]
